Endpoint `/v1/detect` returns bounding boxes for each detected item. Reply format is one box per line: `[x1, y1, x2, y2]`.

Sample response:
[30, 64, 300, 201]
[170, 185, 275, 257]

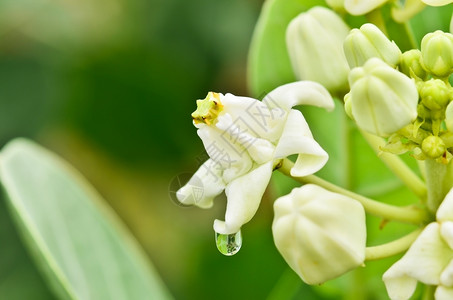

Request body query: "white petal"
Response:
[262, 81, 334, 112]
[440, 258, 453, 287]
[274, 110, 328, 176]
[441, 221, 453, 250]
[437, 187, 453, 221]
[197, 124, 253, 182]
[435, 286, 453, 300]
[213, 161, 273, 234]
[272, 184, 366, 285]
[383, 223, 453, 300]
[421, 0, 453, 6]
[220, 93, 286, 141]
[176, 159, 226, 208]
[344, 0, 388, 15]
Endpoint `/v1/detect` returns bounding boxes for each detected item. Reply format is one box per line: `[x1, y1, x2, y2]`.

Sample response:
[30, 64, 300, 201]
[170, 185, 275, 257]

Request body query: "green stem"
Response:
[422, 285, 435, 300]
[365, 228, 423, 261]
[342, 107, 352, 190]
[278, 159, 429, 225]
[266, 268, 301, 300]
[361, 131, 427, 200]
[424, 159, 453, 213]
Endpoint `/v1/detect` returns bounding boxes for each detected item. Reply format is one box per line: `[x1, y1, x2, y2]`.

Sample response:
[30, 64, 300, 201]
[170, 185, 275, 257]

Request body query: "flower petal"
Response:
[262, 81, 334, 112]
[383, 223, 453, 299]
[213, 161, 273, 234]
[440, 258, 453, 286]
[197, 124, 253, 182]
[437, 187, 453, 221]
[435, 286, 453, 300]
[274, 110, 328, 176]
[441, 221, 453, 250]
[176, 159, 226, 208]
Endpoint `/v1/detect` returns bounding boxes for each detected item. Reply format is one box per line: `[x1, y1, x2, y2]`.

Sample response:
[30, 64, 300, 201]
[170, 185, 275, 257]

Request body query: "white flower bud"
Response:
[286, 7, 350, 95]
[343, 23, 402, 69]
[421, 0, 453, 6]
[344, 0, 388, 15]
[348, 58, 418, 137]
[272, 184, 366, 285]
[421, 30, 453, 77]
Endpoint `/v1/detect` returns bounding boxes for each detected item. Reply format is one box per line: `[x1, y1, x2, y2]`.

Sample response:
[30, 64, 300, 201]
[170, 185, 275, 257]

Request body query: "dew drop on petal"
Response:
[215, 230, 242, 256]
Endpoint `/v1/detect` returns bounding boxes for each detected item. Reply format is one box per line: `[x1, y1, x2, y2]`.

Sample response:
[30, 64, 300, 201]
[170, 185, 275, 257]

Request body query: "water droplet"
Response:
[215, 230, 242, 256]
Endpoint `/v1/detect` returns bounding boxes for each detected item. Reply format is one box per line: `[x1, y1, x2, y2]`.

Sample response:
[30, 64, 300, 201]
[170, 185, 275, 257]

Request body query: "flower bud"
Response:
[422, 0, 453, 6]
[421, 30, 453, 77]
[326, 0, 345, 11]
[422, 135, 446, 158]
[399, 49, 427, 79]
[344, 0, 387, 15]
[286, 7, 350, 95]
[343, 23, 402, 69]
[272, 184, 366, 285]
[348, 58, 418, 137]
[419, 79, 451, 110]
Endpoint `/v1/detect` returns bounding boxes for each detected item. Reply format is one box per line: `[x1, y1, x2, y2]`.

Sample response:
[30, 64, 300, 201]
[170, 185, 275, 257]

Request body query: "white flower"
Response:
[383, 188, 453, 300]
[176, 81, 334, 235]
[272, 184, 366, 285]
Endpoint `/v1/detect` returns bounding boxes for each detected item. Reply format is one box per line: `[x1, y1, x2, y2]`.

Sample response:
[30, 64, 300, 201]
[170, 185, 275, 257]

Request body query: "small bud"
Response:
[422, 135, 446, 158]
[272, 184, 366, 285]
[348, 58, 418, 137]
[421, 30, 453, 77]
[344, 92, 354, 120]
[343, 23, 402, 69]
[399, 49, 427, 79]
[286, 7, 350, 95]
[326, 0, 345, 11]
[419, 79, 451, 110]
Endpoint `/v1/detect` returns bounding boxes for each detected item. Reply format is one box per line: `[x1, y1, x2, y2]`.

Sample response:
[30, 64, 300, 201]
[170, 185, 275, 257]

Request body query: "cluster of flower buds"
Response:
[379, 31, 453, 163]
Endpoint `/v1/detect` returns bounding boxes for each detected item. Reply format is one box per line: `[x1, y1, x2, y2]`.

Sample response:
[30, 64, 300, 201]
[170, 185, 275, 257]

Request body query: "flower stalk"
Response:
[278, 158, 430, 224]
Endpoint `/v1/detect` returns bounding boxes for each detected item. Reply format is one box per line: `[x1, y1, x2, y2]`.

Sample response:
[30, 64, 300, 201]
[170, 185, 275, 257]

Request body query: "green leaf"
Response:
[0, 138, 172, 300]
[247, 0, 325, 97]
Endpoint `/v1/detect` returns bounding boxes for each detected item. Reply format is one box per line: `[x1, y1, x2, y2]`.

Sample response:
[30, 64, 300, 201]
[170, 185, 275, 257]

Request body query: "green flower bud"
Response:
[419, 79, 451, 110]
[286, 6, 350, 95]
[348, 58, 418, 137]
[343, 23, 402, 69]
[344, 92, 354, 120]
[325, 0, 345, 11]
[421, 30, 453, 77]
[399, 49, 427, 79]
[421, 135, 446, 158]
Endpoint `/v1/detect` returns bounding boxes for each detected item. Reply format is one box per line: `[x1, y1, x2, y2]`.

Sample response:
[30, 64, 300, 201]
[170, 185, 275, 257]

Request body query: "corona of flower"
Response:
[177, 81, 334, 235]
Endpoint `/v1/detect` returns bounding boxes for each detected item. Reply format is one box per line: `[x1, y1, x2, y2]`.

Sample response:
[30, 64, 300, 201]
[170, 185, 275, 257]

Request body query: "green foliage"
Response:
[0, 139, 171, 300]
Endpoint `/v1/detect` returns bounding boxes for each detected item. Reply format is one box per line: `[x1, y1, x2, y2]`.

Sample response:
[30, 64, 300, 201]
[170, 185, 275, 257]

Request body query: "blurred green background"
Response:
[0, 0, 319, 299]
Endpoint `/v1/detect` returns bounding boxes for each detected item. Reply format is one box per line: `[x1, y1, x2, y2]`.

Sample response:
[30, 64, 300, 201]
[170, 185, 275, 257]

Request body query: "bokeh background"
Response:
[0, 0, 322, 299]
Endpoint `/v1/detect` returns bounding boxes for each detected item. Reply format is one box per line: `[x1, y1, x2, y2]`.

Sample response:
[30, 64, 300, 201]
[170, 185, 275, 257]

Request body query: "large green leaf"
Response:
[247, 0, 325, 97]
[0, 138, 172, 300]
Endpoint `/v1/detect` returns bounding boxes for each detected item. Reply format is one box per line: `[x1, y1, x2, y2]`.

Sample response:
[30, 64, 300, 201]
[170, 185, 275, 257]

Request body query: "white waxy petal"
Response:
[197, 123, 253, 183]
[176, 159, 226, 208]
[440, 258, 453, 287]
[435, 286, 453, 300]
[213, 161, 273, 235]
[383, 223, 453, 299]
[437, 187, 453, 222]
[263, 81, 334, 113]
[274, 110, 328, 176]
[441, 221, 453, 250]
[272, 184, 366, 285]
[344, 0, 388, 15]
